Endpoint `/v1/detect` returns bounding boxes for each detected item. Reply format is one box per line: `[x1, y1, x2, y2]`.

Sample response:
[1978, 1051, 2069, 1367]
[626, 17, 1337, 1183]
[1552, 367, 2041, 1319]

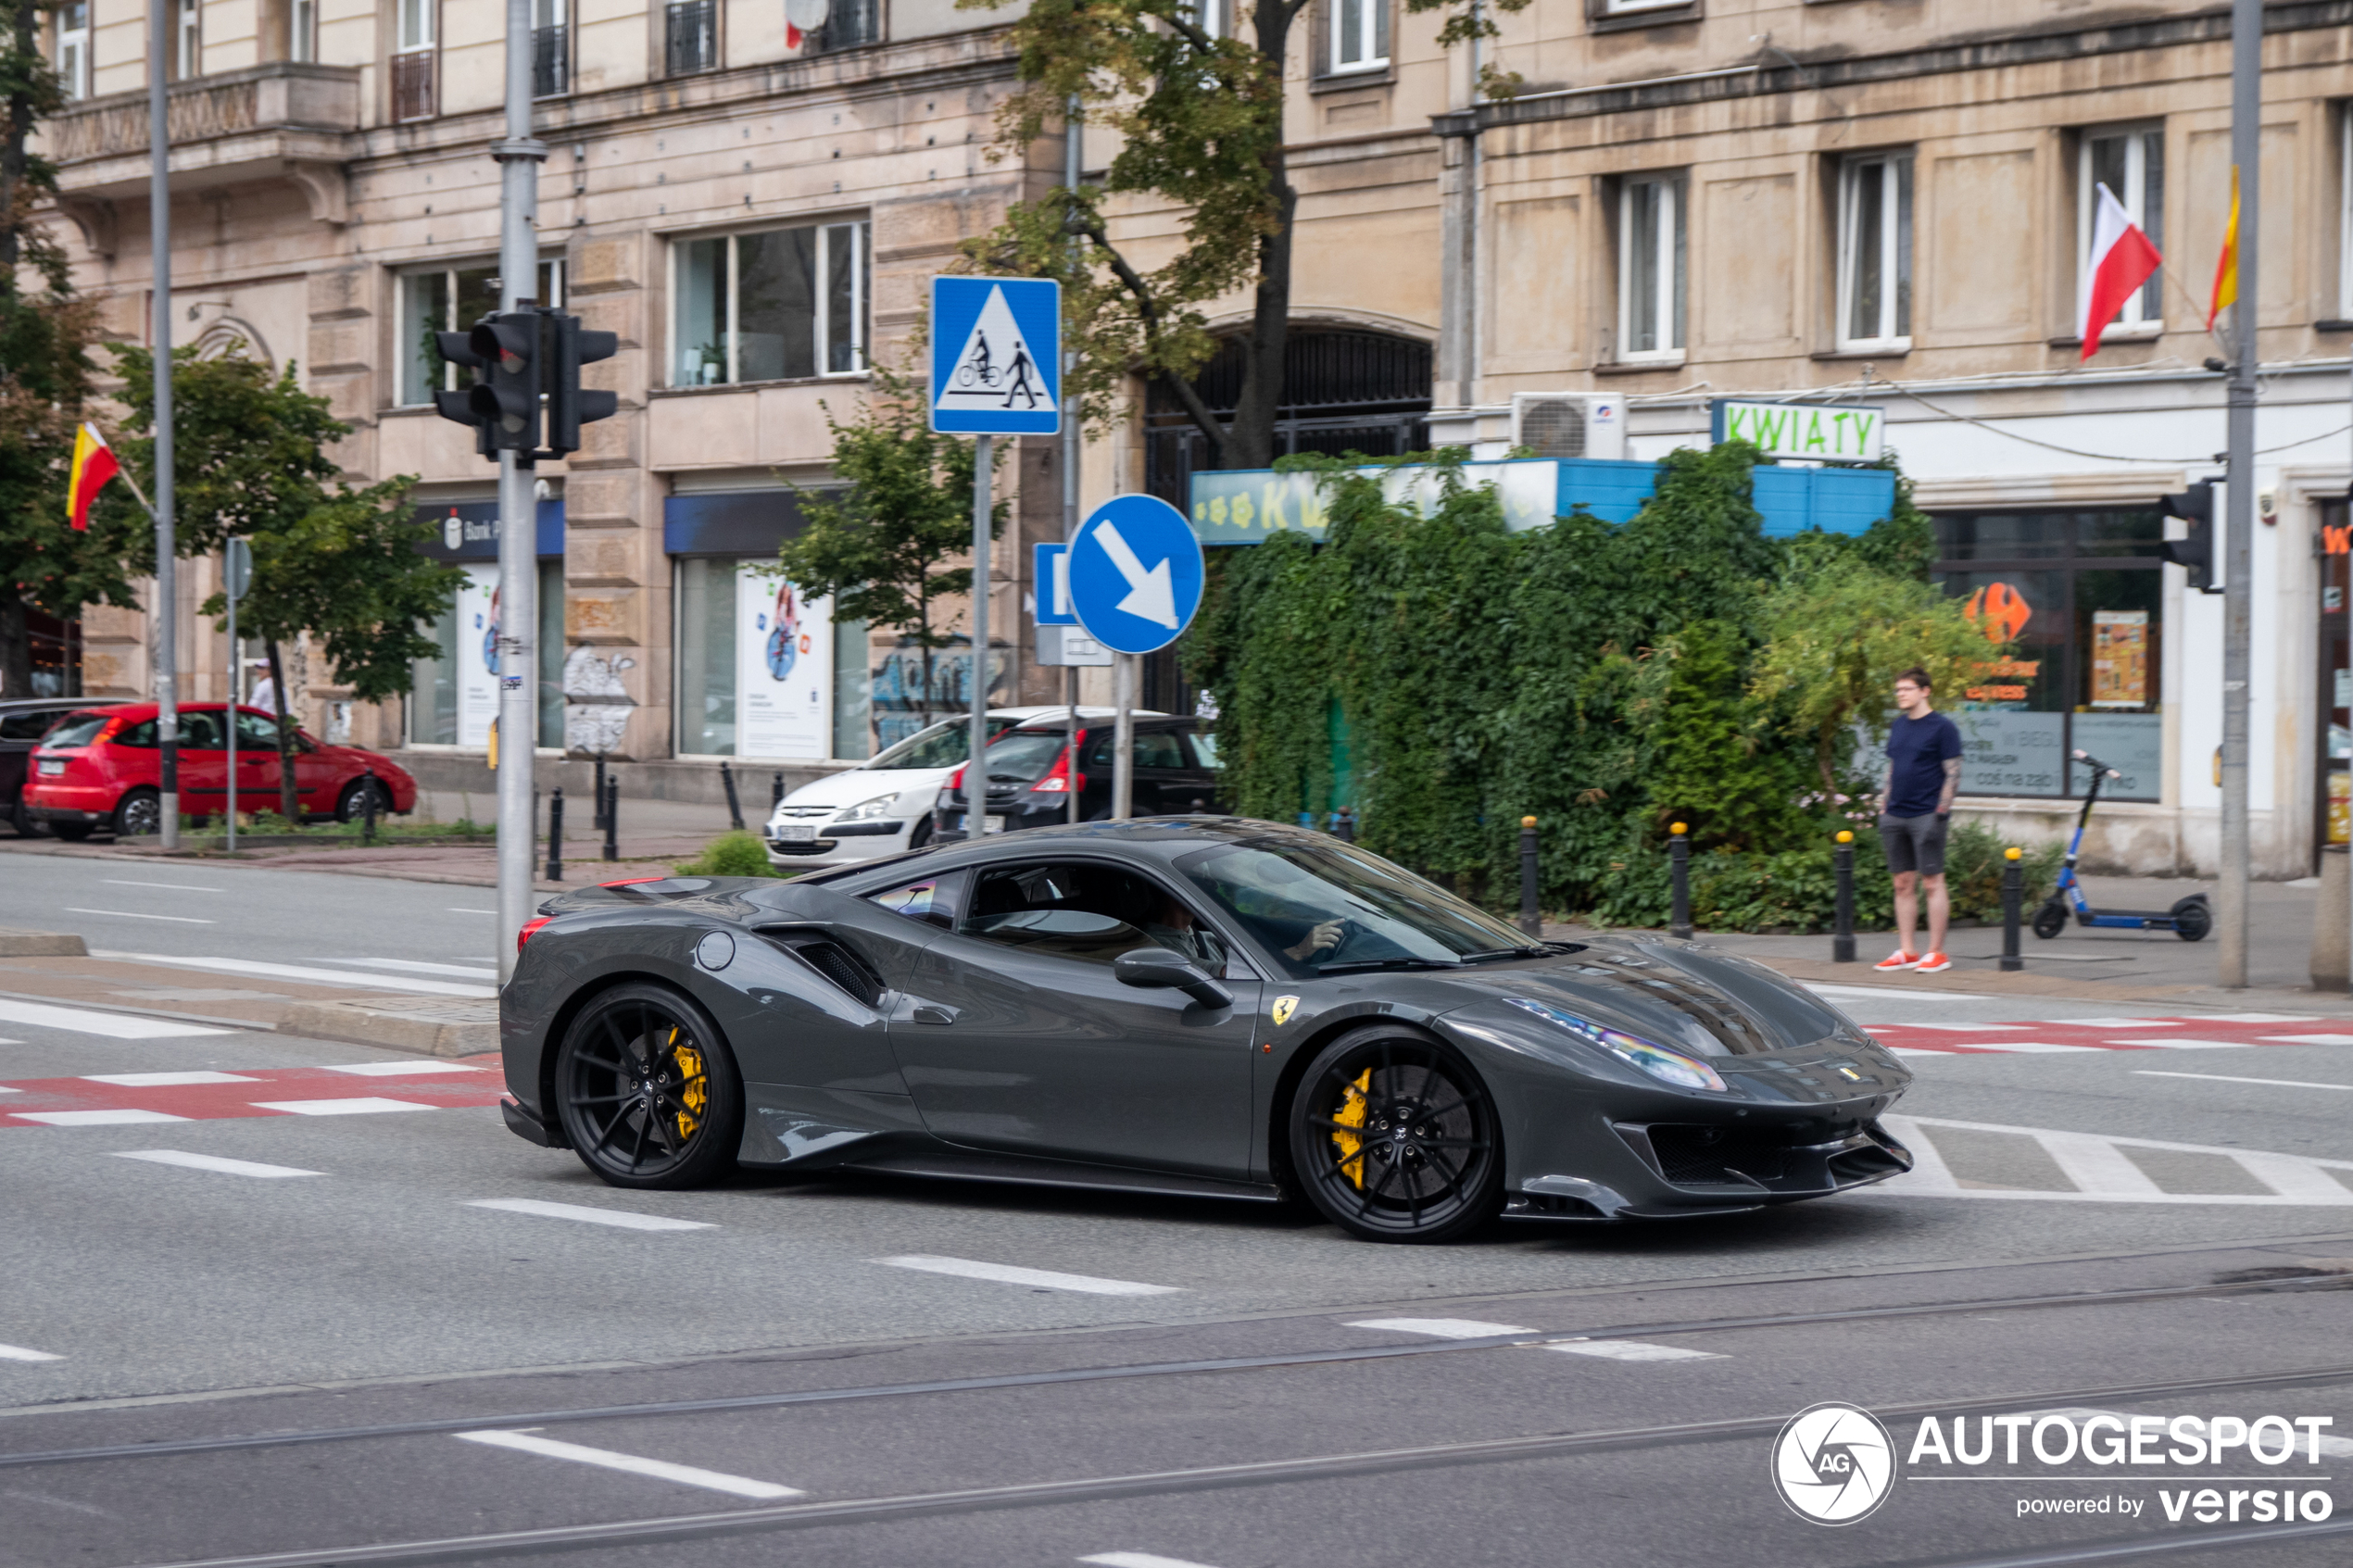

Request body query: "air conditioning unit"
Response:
[1510, 394, 1627, 462]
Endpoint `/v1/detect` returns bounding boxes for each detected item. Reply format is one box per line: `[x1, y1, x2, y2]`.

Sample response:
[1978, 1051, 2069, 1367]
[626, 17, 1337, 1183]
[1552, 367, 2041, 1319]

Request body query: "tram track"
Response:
[5, 1265, 2346, 1474]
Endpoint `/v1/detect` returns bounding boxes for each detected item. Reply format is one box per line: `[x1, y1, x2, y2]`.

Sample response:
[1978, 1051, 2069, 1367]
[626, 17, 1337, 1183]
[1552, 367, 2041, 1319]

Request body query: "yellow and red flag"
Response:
[66, 422, 120, 533]
[2206, 166, 2240, 332]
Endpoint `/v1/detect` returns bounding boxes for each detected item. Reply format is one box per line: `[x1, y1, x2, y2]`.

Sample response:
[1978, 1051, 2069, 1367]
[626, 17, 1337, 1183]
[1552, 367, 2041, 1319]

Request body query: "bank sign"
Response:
[1711, 399, 1887, 463]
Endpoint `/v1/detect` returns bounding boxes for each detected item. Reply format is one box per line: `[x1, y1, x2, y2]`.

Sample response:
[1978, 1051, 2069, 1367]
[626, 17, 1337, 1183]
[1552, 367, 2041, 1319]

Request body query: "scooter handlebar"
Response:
[2072, 748, 2119, 778]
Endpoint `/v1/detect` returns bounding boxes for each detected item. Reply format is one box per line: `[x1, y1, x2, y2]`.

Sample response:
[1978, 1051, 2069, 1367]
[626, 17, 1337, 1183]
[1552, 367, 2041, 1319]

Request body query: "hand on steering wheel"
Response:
[1286, 917, 1349, 962]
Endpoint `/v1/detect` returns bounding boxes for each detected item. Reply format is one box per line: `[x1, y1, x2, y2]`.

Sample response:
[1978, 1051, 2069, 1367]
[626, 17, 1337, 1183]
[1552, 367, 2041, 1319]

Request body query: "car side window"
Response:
[178, 710, 226, 750]
[867, 868, 967, 930]
[235, 711, 283, 748]
[961, 860, 1230, 972]
[1081, 731, 1187, 770]
[109, 720, 156, 748]
[1186, 729, 1219, 768]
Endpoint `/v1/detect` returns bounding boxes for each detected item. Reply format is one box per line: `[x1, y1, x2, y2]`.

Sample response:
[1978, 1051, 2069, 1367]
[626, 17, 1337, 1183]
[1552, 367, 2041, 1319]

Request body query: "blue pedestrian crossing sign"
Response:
[931, 276, 1060, 435]
[1067, 495, 1204, 656]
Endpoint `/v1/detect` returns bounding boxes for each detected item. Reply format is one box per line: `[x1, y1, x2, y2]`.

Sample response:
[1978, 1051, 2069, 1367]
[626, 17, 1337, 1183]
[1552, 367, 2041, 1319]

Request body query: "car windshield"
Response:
[1176, 838, 1537, 978]
[40, 712, 113, 749]
[983, 729, 1076, 784]
[865, 717, 1018, 771]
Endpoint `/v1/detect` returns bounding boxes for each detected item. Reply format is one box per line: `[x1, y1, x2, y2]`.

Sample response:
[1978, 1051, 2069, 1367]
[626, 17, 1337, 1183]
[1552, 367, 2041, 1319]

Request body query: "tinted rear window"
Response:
[39, 713, 114, 748]
[981, 730, 1077, 783]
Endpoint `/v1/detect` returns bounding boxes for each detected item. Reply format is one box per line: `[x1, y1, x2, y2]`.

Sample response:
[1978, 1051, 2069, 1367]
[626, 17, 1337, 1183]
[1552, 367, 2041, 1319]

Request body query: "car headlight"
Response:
[1503, 997, 1729, 1092]
[834, 792, 902, 823]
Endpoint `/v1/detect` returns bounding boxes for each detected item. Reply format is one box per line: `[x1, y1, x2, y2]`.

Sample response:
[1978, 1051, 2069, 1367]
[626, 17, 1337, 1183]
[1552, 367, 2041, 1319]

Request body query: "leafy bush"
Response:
[673, 831, 778, 878]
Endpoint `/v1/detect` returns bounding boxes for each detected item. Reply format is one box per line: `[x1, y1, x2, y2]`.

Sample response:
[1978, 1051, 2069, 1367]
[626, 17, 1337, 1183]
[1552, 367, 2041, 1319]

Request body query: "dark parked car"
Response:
[0, 696, 130, 836]
[933, 716, 1219, 837]
[497, 819, 1915, 1243]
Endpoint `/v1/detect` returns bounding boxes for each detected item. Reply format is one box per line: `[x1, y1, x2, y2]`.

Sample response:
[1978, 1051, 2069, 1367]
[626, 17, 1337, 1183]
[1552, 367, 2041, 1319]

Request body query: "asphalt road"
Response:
[4, 855, 2352, 1565]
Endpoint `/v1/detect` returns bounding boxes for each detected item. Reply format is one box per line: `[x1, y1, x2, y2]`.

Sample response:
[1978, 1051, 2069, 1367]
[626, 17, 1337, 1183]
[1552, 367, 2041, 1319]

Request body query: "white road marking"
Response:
[113, 1150, 321, 1178]
[81, 1071, 258, 1086]
[1879, 1114, 2353, 1205]
[2033, 1131, 2165, 1198]
[68, 908, 214, 924]
[453, 1430, 799, 1499]
[0, 998, 230, 1039]
[2259, 1034, 2353, 1046]
[90, 952, 494, 999]
[1547, 1339, 1723, 1362]
[2110, 1037, 2252, 1050]
[319, 1061, 483, 1077]
[0, 1343, 62, 1361]
[878, 1255, 1182, 1296]
[1803, 982, 1979, 999]
[103, 880, 222, 892]
[12, 1109, 189, 1126]
[1082, 1554, 1229, 1568]
[1894, 1022, 2031, 1032]
[465, 1198, 711, 1232]
[330, 958, 500, 978]
[1346, 1317, 1536, 1339]
[2198, 1012, 2320, 1022]
[2136, 1071, 2353, 1092]
[250, 1098, 432, 1116]
[2052, 1018, 2180, 1028]
[448, 908, 497, 915]
[1947, 1041, 2104, 1053]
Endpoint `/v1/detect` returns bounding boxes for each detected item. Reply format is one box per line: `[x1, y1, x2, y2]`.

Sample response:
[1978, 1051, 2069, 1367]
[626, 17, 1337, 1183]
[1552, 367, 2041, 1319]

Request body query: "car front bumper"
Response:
[763, 816, 920, 867]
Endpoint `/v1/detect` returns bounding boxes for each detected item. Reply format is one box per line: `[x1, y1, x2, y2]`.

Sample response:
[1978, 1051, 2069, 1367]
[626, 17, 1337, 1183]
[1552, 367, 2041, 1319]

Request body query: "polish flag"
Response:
[2082, 182, 2163, 360]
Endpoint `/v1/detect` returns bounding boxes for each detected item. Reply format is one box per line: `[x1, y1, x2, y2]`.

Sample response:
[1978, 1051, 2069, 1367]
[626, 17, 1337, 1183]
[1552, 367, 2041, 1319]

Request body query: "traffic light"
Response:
[544, 311, 620, 458]
[432, 329, 497, 458]
[2158, 480, 2221, 594]
[468, 310, 543, 454]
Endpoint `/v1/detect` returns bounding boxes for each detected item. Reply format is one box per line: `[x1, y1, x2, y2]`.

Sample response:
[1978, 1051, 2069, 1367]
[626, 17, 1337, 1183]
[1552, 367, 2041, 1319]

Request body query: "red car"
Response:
[24, 702, 417, 840]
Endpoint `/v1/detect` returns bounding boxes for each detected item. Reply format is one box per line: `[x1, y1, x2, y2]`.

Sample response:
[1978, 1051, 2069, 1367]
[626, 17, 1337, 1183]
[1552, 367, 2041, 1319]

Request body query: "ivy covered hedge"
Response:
[1186, 443, 2051, 932]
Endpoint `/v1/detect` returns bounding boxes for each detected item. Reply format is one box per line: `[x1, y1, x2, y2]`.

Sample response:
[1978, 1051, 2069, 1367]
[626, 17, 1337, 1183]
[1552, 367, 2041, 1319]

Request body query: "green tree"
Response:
[959, 0, 1520, 470]
[104, 345, 456, 821]
[0, 1, 139, 700]
[777, 364, 1007, 732]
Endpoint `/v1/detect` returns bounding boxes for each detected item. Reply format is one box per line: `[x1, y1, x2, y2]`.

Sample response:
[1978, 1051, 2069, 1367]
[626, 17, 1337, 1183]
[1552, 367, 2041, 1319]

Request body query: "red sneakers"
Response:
[1872, 949, 1920, 972]
[1914, 951, 1953, 973]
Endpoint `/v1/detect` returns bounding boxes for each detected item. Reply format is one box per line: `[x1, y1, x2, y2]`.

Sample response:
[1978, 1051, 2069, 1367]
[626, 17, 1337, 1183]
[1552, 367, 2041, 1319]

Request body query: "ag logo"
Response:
[1771, 1402, 1895, 1525]
[1270, 995, 1300, 1026]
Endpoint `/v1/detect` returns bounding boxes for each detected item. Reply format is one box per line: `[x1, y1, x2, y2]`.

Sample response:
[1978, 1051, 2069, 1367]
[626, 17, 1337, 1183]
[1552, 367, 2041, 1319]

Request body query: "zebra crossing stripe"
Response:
[1879, 1115, 2353, 1205]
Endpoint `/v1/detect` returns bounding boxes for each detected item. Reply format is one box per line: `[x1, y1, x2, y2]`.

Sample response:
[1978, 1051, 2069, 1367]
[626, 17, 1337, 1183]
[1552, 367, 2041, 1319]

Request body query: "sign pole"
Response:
[2217, 0, 2260, 987]
[970, 433, 992, 827]
[223, 539, 247, 854]
[1064, 98, 1083, 828]
[494, 0, 548, 982]
[1113, 653, 1135, 820]
[149, 0, 177, 851]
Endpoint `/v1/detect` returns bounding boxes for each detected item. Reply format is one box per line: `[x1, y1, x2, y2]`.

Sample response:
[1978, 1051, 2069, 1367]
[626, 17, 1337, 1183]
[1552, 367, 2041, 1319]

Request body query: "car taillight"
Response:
[599, 876, 665, 887]
[517, 916, 553, 953]
[1031, 751, 1072, 793]
[948, 765, 965, 793]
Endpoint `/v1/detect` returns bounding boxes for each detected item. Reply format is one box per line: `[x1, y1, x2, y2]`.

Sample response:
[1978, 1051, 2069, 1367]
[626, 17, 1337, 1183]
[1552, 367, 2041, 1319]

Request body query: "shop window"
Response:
[674, 559, 863, 759]
[1617, 173, 1687, 361]
[1931, 510, 2167, 802]
[2078, 127, 2164, 332]
[55, 4, 89, 99]
[672, 221, 868, 386]
[396, 259, 563, 408]
[1838, 152, 1913, 350]
[409, 559, 564, 750]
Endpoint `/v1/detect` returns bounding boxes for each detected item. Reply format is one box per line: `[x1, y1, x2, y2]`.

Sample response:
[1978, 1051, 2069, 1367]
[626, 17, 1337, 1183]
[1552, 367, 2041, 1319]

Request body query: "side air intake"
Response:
[755, 928, 886, 1009]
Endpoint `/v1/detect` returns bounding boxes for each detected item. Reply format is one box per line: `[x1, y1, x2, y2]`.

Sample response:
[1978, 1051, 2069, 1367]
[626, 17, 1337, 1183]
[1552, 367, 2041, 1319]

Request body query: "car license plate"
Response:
[982, 815, 1009, 834]
[777, 824, 816, 842]
[36, 759, 63, 775]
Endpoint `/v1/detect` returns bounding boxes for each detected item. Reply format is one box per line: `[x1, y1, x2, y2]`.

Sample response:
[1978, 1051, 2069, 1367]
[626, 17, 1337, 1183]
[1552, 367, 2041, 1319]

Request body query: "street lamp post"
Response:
[2216, 0, 2260, 986]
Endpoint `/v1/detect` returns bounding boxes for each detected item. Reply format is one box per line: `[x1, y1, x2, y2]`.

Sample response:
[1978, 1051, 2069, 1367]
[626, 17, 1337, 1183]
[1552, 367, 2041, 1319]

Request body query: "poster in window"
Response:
[457, 564, 499, 748]
[2089, 610, 2149, 709]
[736, 568, 832, 759]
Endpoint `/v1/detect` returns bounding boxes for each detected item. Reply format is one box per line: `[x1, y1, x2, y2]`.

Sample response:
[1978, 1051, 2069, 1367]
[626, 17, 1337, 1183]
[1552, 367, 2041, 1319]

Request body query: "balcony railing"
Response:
[43, 62, 359, 167]
[666, 0, 717, 75]
[807, 0, 882, 52]
[391, 49, 435, 122]
[534, 24, 569, 97]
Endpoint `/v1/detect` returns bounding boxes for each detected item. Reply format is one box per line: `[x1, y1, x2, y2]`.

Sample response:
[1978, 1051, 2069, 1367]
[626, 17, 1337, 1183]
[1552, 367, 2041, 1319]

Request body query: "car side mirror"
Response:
[1114, 947, 1233, 1009]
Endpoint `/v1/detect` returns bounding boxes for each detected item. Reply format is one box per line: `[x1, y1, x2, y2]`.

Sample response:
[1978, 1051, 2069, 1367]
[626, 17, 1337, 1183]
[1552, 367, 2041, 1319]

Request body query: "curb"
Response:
[278, 997, 499, 1058]
[0, 928, 89, 958]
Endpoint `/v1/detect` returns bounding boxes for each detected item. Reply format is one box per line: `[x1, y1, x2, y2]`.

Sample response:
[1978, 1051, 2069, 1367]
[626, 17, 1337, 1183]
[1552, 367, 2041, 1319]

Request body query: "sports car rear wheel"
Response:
[554, 983, 744, 1189]
[1289, 1026, 1502, 1244]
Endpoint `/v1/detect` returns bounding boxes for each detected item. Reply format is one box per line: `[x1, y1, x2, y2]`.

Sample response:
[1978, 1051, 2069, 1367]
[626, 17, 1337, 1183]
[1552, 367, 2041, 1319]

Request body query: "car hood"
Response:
[778, 768, 947, 812]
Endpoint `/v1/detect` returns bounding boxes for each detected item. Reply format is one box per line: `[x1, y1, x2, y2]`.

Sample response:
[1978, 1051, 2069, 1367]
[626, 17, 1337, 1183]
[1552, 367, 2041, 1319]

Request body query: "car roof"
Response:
[0, 696, 129, 713]
[812, 817, 1319, 889]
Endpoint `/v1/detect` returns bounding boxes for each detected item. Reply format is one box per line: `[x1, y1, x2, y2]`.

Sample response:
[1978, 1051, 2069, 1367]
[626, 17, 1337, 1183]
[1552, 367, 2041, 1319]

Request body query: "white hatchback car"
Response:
[762, 707, 1160, 872]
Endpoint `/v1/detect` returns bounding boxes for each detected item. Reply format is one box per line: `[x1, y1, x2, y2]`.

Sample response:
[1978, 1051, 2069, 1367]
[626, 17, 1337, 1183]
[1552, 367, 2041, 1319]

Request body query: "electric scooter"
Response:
[2031, 748, 2211, 941]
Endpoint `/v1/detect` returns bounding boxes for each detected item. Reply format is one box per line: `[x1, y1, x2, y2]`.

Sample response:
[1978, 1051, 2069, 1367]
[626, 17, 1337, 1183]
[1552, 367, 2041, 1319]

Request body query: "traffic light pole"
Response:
[2218, 0, 2260, 988]
[496, 0, 548, 982]
[149, 0, 177, 851]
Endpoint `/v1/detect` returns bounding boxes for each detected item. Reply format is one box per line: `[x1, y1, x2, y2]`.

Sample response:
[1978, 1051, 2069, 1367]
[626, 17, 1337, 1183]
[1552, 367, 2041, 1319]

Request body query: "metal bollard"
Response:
[1519, 815, 1540, 938]
[360, 765, 378, 847]
[602, 775, 620, 862]
[546, 787, 564, 882]
[721, 760, 745, 832]
[1667, 822, 1692, 940]
[592, 757, 609, 831]
[2000, 846, 2024, 972]
[1334, 807, 1355, 843]
[1832, 830, 1856, 962]
[771, 771, 785, 810]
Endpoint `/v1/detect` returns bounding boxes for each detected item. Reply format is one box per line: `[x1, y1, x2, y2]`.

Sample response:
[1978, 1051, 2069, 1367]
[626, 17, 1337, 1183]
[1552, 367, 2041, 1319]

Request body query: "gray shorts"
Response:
[1879, 812, 1949, 878]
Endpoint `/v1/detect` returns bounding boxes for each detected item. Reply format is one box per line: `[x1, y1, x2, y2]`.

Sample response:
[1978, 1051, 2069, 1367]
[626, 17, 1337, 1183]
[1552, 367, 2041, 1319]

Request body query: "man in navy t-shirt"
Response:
[1875, 666, 1965, 973]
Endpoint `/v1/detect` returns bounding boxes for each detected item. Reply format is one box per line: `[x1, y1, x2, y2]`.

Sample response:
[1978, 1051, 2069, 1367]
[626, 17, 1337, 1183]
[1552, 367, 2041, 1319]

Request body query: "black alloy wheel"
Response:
[112, 787, 162, 839]
[336, 776, 394, 823]
[554, 983, 744, 1189]
[1288, 1025, 1502, 1244]
[2031, 901, 2068, 940]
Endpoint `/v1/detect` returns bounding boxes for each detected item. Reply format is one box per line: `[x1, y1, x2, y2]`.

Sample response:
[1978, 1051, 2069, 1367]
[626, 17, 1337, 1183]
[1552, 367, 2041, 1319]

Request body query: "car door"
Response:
[1129, 727, 1201, 817]
[887, 856, 1261, 1178]
[229, 709, 283, 812]
[288, 730, 339, 814]
[175, 708, 229, 813]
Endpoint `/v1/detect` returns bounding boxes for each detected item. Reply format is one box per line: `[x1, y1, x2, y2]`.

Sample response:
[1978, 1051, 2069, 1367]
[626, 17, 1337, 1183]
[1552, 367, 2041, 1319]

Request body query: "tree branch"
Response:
[1076, 216, 1228, 460]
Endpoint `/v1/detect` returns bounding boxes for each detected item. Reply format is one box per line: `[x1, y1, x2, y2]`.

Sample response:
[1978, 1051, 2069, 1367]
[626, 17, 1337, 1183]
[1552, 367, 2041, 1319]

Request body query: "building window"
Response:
[1931, 509, 2168, 802]
[54, 4, 89, 99]
[534, 0, 570, 96]
[1617, 173, 1686, 360]
[396, 259, 564, 408]
[1189, 0, 1229, 39]
[176, 0, 202, 79]
[2079, 128, 2164, 332]
[291, 0, 320, 62]
[2341, 109, 2353, 320]
[1838, 152, 1914, 349]
[1329, 0, 1387, 73]
[409, 557, 565, 750]
[808, 0, 883, 51]
[666, 0, 718, 75]
[1599, 0, 1688, 11]
[672, 221, 869, 386]
[392, 0, 436, 120]
[674, 560, 863, 759]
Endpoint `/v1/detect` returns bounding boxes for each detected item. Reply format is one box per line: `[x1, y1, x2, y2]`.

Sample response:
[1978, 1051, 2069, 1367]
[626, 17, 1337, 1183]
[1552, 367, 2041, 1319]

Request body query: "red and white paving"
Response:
[1862, 1013, 2353, 1056]
[0, 1057, 504, 1128]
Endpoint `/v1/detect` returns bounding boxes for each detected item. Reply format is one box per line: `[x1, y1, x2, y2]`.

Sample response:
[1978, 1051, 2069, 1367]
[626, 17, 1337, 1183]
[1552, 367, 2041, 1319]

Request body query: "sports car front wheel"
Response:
[554, 983, 744, 1189]
[1289, 1026, 1503, 1244]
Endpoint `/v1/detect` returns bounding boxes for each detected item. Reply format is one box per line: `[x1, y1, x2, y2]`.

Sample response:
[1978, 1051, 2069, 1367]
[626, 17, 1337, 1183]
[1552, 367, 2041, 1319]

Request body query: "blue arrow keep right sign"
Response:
[1066, 495, 1205, 657]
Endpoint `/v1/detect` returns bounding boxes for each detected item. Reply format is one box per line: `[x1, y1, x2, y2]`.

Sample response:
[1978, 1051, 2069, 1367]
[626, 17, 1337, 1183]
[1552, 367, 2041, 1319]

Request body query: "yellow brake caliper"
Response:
[1330, 1069, 1373, 1188]
[667, 1028, 708, 1142]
